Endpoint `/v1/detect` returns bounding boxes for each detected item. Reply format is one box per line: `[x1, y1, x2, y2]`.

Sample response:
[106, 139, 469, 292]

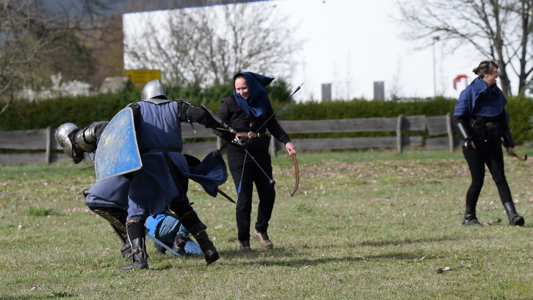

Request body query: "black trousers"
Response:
[462, 141, 513, 213]
[227, 144, 276, 241]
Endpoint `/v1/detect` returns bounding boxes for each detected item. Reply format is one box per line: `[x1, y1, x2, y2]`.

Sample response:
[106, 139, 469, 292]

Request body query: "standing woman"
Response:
[214, 72, 296, 251]
[454, 60, 524, 227]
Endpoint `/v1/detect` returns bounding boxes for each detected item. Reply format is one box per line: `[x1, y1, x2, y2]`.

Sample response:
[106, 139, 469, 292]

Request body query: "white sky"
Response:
[276, 0, 482, 101]
[124, 0, 511, 101]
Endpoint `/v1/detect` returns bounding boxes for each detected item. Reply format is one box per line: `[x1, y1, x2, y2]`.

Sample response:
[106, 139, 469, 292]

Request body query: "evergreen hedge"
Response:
[1, 92, 532, 145]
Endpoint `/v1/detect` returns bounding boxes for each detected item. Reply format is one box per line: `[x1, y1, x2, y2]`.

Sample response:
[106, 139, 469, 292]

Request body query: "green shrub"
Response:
[1, 86, 532, 145]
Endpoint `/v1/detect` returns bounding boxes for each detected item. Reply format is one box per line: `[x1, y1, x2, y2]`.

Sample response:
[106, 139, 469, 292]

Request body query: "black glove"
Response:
[176, 99, 193, 122]
[202, 111, 223, 129]
[464, 140, 475, 149]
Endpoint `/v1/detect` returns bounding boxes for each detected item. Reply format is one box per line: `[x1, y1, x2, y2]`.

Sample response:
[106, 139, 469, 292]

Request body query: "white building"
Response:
[123, 0, 494, 101]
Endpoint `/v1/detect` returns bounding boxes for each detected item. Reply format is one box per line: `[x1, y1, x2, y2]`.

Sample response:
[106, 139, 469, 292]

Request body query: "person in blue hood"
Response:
[213, 72, 296, 252]
[454, 60, 524, 227]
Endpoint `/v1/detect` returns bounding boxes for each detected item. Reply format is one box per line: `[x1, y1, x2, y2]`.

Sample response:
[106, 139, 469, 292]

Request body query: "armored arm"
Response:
[55, 121, 108, 164]
[454, 115, 475, 149]
[176, 99, 227, 130]
[74, 121, 109, 152]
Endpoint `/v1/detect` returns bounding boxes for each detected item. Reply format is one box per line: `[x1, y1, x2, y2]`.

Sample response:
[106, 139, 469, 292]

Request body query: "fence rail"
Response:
[0, 114, 456, 165]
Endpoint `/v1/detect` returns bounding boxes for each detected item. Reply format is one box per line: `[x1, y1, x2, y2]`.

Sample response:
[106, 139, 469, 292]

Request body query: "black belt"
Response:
[235, 132, 266, 138]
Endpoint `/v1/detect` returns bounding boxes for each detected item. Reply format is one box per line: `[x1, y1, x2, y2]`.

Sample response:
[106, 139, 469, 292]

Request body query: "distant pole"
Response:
[432, 36, 440, 100]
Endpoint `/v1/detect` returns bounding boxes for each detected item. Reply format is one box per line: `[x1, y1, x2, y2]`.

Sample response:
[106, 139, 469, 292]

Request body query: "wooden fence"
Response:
[0, 114, 456, 165]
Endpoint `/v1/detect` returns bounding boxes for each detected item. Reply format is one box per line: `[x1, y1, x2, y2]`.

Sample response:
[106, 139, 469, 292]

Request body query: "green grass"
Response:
[27, 206, 54, 217]
[1, 147, 533, 299]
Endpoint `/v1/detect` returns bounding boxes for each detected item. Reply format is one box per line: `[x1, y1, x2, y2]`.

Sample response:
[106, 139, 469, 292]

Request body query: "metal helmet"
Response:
[141, 79, 166, 100]
[55, 122, 79, 159]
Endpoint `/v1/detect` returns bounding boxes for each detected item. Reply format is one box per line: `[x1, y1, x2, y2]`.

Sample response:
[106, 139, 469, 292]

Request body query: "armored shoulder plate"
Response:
[141, 98, 172, 105]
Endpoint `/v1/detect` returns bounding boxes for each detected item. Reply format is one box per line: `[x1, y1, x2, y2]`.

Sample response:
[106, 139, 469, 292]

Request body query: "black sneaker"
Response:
[238, 240, 252, 252]
[172, 234, 188, 257]
[462, 214, 483, 227]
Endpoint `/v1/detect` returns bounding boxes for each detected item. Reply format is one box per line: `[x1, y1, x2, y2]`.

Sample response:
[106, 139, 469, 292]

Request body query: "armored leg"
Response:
[109, 224, 131, 257]
[119, 220, 149, 271]
[92, 209, 131, 257]
[168, 201, 219, 265]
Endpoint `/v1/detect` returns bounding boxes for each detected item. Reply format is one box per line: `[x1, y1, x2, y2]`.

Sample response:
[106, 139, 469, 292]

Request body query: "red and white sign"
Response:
[453, 75, 468, 90]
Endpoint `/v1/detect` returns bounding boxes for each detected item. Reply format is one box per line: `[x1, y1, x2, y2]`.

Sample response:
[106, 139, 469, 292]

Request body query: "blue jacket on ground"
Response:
[146, 214, 202, 255]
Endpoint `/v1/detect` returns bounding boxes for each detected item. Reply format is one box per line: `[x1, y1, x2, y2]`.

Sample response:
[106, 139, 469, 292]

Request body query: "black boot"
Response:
[462, 205, 483, 226]
[195, 231, 219, 265]
[503, 202, 525, 226]
[119, 222, 149, 270]
[119, 238, 149, 270]
[172, 234, 188, 257]
[462, 214, 483, 226]
[168, 202, 219, 265]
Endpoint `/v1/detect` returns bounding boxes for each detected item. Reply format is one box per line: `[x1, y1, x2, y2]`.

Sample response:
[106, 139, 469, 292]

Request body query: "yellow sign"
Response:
[124, 70, 162, 91]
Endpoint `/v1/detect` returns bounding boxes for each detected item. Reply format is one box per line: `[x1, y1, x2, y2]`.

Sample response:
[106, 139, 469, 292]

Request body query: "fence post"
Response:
[45, 126, 53, 164]
[446, 112, 454, 153]
[396, 115, 403, 153]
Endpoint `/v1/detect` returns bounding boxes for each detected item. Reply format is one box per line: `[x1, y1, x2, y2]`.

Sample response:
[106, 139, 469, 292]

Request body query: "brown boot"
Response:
[252, 230, 273, 249]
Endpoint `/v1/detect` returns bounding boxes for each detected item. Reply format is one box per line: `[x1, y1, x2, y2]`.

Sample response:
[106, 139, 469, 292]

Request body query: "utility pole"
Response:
[432, 36, 440, 100]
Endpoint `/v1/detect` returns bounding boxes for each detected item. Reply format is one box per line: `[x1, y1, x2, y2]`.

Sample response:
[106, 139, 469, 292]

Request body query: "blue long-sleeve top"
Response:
[454, 77, 507, 117]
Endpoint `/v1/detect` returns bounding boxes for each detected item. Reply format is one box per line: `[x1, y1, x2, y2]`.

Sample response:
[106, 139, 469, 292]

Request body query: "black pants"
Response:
[227, 144, 276, 241]
[462, 141, 513, 213]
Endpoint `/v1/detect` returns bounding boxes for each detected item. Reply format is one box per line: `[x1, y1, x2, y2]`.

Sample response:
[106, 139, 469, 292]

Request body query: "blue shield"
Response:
[95, 107, 142, 181]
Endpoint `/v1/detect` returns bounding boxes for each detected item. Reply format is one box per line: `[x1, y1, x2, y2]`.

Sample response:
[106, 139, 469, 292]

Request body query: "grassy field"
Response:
[1, 147, 533, 299]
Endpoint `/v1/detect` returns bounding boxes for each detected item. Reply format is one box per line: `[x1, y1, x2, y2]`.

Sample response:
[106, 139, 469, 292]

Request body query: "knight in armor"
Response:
[56, 123, 206, 259]
[61, 79, 227, 270]
[454, 60, 524, 227]
[56, 122, 132, 258]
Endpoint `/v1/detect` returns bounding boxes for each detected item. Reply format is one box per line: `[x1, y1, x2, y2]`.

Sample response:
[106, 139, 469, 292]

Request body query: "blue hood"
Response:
[232, 72, 274, 118]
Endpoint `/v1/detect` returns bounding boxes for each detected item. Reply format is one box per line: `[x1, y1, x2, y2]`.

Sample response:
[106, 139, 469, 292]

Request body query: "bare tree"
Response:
[396, 0, 533, 95]
[124, 2, 300, 87]
[0, 0, 119, 115]
[0, 0, 63, 112]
